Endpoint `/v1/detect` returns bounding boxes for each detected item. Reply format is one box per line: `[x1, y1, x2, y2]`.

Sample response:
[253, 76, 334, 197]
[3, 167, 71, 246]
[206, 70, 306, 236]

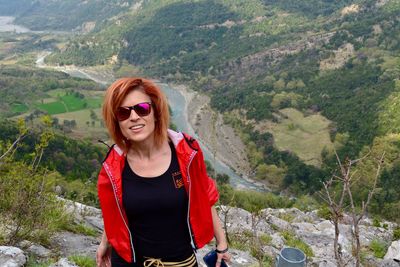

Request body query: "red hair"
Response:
[102, 77, 170, 152]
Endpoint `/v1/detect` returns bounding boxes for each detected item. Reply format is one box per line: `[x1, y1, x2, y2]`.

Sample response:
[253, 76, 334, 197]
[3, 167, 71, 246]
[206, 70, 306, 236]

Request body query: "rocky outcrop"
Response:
[218, 206, 398, 267]
[0, 246, 27, 267]
[385, 240, 400, 262]
[219, 32, 335, 81]
[2, 200, 398, 267]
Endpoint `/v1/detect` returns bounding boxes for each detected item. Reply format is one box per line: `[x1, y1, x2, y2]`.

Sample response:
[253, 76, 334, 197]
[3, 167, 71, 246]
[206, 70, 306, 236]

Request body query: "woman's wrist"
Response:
[215, 240, 228, 253]
[215, 246, 229, 254]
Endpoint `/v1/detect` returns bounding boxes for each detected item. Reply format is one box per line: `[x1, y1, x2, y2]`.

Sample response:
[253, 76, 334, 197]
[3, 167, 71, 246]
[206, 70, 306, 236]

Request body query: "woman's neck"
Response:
[127, 139, 168, 160]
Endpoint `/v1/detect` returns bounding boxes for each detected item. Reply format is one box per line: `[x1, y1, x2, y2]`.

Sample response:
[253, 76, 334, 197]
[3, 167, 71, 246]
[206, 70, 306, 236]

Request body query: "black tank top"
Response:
[111, 142, 194, 266]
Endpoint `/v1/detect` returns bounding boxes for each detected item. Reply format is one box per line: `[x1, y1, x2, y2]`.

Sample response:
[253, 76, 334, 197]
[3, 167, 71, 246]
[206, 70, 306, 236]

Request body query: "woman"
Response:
[96, 78, 231, 267]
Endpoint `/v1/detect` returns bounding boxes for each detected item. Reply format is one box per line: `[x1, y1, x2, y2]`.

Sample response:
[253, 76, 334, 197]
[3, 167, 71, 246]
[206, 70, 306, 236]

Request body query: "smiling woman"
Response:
[96, 77, 231, 267]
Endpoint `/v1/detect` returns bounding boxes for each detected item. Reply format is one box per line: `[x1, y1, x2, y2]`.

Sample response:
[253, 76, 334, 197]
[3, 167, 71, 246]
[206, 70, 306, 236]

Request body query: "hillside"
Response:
[0, 0, 138, 31]
[16, 0, 400, 219]
[2, 0, 400, 221]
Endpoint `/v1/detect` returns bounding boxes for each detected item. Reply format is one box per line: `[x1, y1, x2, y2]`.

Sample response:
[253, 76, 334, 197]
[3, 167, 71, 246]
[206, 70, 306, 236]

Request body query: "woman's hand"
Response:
[96, 233, 112, 267]
[215, 245, 231, 267]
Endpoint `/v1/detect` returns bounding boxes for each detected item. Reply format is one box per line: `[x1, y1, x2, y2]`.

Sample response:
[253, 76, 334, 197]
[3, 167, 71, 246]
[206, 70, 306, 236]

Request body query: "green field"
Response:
[11, 103, 29, 114]
[61, 95, 86, 111]
[256, 108, 334, 166]
[37, 90, 103, 115]
[37, 101, 67, 114]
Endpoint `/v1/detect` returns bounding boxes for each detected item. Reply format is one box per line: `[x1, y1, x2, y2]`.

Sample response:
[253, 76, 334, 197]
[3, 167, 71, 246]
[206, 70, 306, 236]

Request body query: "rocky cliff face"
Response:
[1, 200, 399, 267]
[218, 32, 335, 82]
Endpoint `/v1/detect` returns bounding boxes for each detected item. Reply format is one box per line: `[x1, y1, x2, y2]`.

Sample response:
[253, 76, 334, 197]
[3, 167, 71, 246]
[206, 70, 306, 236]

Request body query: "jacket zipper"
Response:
[103, 162, 136, 263]
[186, 150, 198, 250]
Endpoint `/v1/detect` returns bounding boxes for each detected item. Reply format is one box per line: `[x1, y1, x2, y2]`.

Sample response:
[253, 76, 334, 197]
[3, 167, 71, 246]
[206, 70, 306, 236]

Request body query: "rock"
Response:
[26, 244, 52, 258]
[385, 240, 400, 261]
[0, 246, 27, 267]
[218, 206, 273, 234]
[196, 245, 258, 267]
[49, 258, 79, 267]
[60, 198, 103, 232]
[265, 214, 292, 232]
[51, 231, 99, 259]
[309, 257, 336, 267]
[270, 233, 285, 248]
[380, 259, 400, 267]
[360, 225, 393, 246]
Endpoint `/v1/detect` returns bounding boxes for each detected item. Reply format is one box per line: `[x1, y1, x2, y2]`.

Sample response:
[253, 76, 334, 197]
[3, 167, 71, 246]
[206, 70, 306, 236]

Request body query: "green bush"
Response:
[373, 218, 381, 228]
[0, 161, 70, 246]
[317, 206, 332, 220]
[393, 228, 400, 241]
[369, 239, 388, 259]
[68, 255, 96, 267]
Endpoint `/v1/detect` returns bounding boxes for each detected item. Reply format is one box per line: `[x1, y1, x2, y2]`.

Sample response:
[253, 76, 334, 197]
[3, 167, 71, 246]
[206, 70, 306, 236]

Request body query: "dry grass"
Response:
[255, 108, 333, 166]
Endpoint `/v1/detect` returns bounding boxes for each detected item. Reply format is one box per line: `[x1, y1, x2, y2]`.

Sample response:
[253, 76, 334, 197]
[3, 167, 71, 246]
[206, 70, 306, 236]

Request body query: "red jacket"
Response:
[97, 129, 219, 263]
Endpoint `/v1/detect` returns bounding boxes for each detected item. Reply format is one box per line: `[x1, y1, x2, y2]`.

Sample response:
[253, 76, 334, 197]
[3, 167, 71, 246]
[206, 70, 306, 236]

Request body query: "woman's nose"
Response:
[128, 109, 140, 120]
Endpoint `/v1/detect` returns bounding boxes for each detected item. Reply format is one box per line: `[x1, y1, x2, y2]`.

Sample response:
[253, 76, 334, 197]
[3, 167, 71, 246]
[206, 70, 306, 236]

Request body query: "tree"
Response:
[320, 150, 385, 267]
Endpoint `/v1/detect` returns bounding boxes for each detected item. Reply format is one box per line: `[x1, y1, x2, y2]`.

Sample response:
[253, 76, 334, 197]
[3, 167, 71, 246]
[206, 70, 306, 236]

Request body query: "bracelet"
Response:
[215, 247, 229, 254]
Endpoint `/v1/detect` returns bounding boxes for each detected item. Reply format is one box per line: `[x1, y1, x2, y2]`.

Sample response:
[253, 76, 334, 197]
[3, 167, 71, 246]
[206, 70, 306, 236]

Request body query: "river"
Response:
[36, 53, 265, 191]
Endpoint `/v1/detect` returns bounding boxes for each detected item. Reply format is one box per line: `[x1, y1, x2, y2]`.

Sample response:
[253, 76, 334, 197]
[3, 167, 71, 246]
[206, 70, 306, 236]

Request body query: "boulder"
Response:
[385, 240, 400, 262]
[0, 246, 27, 267]
[50, 231, 99, 259]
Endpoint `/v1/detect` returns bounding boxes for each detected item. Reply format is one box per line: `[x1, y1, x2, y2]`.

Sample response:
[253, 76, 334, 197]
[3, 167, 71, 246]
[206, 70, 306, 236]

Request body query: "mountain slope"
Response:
[0, 0, 138, 31]
[9, 0, 400, 219]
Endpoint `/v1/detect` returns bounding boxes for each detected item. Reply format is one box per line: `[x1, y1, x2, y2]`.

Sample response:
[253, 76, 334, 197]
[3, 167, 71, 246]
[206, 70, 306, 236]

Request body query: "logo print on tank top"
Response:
[172, 171, 184, 189]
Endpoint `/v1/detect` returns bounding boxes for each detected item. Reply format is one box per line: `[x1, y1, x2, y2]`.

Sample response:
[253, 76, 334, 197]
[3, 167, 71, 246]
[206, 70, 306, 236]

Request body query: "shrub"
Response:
[393, 228, 400, 241]
[0, 161, 70, 246]
[317, 206, 332, 220]
[372, 218, 381, 228]
[369, 239, 388, 259]
[68, 255, 96, 267]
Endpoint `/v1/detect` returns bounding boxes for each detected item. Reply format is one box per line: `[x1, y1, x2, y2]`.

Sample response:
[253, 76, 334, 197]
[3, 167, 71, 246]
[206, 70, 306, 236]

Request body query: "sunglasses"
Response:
[116, 102, 152, 121]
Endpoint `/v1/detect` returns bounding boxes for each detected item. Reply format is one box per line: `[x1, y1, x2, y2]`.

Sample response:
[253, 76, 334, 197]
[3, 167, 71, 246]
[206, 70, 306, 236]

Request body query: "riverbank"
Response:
[171, 83, 260, 187]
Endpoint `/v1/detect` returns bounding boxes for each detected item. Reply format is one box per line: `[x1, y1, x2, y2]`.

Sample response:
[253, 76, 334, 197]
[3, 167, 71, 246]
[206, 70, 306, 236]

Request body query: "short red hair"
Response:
[102, 77, 170, 152]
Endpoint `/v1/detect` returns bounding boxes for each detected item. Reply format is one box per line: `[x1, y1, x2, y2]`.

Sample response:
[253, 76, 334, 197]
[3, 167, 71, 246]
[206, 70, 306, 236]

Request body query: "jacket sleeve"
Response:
[197, 144, 219, 206]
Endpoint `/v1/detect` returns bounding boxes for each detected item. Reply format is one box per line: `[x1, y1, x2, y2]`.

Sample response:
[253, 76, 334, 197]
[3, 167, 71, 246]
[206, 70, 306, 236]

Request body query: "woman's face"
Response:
[118, 89, 156, 146]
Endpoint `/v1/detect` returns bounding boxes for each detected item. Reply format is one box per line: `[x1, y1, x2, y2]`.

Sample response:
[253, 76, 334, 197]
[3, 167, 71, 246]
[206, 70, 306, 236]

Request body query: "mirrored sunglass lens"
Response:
[134, 103, 151, 116]
[116, 107, 131, 120]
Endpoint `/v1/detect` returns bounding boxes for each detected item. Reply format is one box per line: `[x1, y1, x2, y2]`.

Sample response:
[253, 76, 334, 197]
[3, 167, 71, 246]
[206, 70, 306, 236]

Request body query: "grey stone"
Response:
[270, 233, 285, 248]
[60, 198, 103, 232]
[380, 259, 400, 267]
[0, 246, 27, 267]
[309, 257, 336, 267]
[265, 214, 292, 232]
[26, 244, 51, 258]
[51, 231, 99, 259]
[49, 258, 79, 267]
[385, 240, 400, 261]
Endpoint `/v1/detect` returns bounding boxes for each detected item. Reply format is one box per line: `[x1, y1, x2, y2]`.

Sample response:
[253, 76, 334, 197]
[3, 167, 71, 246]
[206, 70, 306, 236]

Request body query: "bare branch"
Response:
[0, 134, 26, 161]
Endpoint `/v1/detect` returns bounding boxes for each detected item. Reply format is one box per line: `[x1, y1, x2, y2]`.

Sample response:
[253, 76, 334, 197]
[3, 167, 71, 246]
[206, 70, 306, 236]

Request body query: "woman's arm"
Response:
[96, 231, 112, 267]
[211, 206, 231, 266]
